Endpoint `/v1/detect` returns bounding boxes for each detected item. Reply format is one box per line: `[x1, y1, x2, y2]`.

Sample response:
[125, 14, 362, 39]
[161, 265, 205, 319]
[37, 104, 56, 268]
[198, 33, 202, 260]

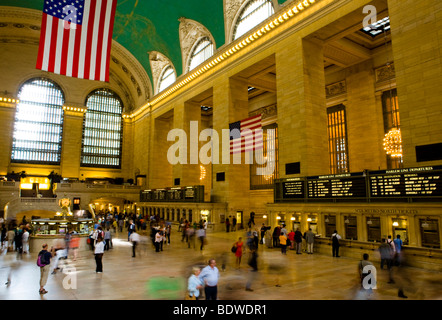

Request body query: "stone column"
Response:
[61, 109, 85, 178]
[0, 100, 16, 175]
[388, 0, 442, 167]
[212, 76, 250, 214]
[276, 37, 328, 178]
[346, 61, 385, 171]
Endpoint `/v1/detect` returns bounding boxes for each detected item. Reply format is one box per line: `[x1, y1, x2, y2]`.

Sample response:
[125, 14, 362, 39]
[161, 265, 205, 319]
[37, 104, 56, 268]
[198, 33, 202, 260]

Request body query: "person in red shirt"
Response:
[288, 230, 295, 250]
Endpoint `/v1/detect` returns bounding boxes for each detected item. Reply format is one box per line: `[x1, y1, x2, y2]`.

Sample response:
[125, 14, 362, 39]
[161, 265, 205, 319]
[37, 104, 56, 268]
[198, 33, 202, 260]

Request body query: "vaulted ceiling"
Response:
[2, 0, 289, 86]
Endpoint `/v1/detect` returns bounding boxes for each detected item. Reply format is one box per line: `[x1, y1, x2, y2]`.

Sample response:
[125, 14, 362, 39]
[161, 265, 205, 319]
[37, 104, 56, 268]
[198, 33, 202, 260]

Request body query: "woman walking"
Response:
[234, 237, 244, 269]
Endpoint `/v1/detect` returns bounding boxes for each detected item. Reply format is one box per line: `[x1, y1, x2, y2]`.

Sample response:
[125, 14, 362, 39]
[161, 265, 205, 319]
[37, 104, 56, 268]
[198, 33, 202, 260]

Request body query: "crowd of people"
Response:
[0, 211, 417, 299]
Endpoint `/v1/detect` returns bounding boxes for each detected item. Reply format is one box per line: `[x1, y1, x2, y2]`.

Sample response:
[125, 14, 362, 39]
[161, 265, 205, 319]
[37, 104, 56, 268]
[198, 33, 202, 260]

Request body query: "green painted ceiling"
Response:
[3, 0, 288, 87]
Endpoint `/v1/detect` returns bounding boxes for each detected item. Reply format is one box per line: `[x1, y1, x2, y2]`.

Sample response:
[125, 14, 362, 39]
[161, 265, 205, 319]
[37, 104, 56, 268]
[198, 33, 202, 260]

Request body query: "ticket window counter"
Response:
[292, 221, 301, 232]
[420, 219, 440, 249]
[324, 215, 336, 238]
[392, 218, 409, 245]
[367, 217, 381, 242]
[344, 216, 358, 240]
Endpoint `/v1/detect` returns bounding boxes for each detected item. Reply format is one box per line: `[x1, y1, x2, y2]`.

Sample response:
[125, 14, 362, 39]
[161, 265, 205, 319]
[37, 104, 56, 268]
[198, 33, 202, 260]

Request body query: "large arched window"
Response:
[158, 65, 176, 93]
[233, 0, 275, 40]
[188, 37, 214, 72]
[81, 89, 123, 168]
[11, 78, 64, 164]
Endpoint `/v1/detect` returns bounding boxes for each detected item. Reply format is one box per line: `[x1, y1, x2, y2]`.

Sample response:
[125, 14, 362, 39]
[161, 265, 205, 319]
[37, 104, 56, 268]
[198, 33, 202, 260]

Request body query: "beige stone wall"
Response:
[388, 0, 442, 167]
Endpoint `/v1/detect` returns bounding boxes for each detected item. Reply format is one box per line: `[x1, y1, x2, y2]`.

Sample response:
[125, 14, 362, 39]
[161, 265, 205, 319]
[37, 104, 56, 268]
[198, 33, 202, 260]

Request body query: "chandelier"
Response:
[199, 165, 206, 181]
[383, 128, 402, 157]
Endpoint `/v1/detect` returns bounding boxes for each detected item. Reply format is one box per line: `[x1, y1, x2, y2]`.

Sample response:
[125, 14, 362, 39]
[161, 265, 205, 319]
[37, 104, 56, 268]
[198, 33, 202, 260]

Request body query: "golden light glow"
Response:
[0, 97, 19, 103]
[383, 128, 402, 157]
[392, 221, 399, 227]
[276, 216, 281, 220]
[63, 106, 87, 113]
[200, 165, 206, 181]
[20, 183, 33, 190]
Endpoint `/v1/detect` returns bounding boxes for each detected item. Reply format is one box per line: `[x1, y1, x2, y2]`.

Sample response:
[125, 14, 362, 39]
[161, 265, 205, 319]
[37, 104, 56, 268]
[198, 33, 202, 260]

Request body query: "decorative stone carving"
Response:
[325, 80, 347, 99]
[375, 62, 395, 83]
[178, 17, 216, 74]
[224, 0, 248, 41]
[249, 104, 277, 120]
[149, 51, 175, 95]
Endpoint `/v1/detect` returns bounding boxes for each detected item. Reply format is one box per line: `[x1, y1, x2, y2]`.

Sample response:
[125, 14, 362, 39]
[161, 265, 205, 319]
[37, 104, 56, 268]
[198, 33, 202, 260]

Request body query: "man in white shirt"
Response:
[22, 229, 29, 254]
[129, 231, 140, 257]
[199, 259, 220, 300]
[331, 230, 342, 257]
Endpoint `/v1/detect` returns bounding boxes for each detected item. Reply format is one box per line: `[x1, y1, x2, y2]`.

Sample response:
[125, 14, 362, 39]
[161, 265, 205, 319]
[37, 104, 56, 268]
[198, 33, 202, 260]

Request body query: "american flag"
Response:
[36, 0, 117, 82]
[229, 114, 263, 154]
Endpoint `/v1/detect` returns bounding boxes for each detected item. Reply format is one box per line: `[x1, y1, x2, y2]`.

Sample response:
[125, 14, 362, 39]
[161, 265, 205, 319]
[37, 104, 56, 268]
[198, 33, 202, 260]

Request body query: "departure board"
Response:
[307, 173, 367, 199]
[369, 166, 442, 197]
[274, 166, 442, 202]
[140, 186, 204, 202]
[282, 179, 305, 199]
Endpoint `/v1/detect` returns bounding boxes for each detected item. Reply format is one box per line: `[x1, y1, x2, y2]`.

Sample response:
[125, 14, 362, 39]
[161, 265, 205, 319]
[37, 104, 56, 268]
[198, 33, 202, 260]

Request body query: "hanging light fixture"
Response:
[383, 127, 402, 157]
[199, 165, 206, 181]
[381, 23, 403, 160]
[392, 221, 399, 227]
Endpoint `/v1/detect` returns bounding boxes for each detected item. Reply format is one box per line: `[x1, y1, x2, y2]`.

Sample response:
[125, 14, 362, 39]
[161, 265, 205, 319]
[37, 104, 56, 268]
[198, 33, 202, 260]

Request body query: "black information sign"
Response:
[140, 186, 204, 203]
[282, 179, 305, 199]
[307, 173, 367, 199]
[274, 166, 442, 202]
[369, 166, 442, 197]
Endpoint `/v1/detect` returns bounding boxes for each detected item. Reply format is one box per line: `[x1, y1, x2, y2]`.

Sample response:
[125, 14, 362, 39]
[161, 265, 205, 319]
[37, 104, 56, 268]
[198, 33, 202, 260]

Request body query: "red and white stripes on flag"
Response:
[229, 114, 263, 154]
[36, 0, 117, 82]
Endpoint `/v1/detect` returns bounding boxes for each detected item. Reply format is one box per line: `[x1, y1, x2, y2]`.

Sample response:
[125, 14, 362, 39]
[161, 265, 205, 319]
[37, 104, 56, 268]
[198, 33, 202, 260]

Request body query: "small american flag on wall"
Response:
[36, 0, 117, 82]
[229, 114, 263, 154]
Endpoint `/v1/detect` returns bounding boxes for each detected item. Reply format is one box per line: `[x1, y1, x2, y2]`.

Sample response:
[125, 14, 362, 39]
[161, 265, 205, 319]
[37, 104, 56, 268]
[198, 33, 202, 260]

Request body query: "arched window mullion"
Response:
[11, 78, 64, 164]
[81, 89, 123, 169]
[233, 0, 275, 41]
[158, 65, 176, 93]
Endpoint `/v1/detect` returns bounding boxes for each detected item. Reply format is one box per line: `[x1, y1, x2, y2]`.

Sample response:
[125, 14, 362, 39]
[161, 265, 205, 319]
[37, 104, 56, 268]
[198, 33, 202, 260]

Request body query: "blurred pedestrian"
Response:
[393, 235, 403, 266]
[305, 228, 315, 254]
[154, 230, 162, 252]
[70, 234, 80, 261]
[379, 238, 394, 283]
[245, 247, 258, 292]
[279, 232, 287, 255]
[104, 228, 112, 251]
[130, 231, 140, 257]
[166, 224, 171, 245]
[295, 228, 303, 254]
[22, 228, 29, 254]
[288, 230, 295, 250]
[197, 225, 205, 251]
[234, 237, 244, 268]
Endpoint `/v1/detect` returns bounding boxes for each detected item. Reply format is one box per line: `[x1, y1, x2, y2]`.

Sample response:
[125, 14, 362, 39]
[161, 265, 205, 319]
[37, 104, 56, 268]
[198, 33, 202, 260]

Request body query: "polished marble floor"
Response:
[1, 227, 441, 300]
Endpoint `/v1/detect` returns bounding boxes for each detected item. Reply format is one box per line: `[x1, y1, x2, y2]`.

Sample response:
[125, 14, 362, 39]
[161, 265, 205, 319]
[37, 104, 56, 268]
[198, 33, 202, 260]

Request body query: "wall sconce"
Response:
[324, 215, 329, 223]
[422, 218, 430, 228]
[367, 220, 373, 225]
[291, 217, 295, 221]
[344, 218, 350, 224]
[307, 217, 312, 222]
[276, 216, 281, 220]
[392, 221, 399, 227]
[263, 215, 267, 219]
